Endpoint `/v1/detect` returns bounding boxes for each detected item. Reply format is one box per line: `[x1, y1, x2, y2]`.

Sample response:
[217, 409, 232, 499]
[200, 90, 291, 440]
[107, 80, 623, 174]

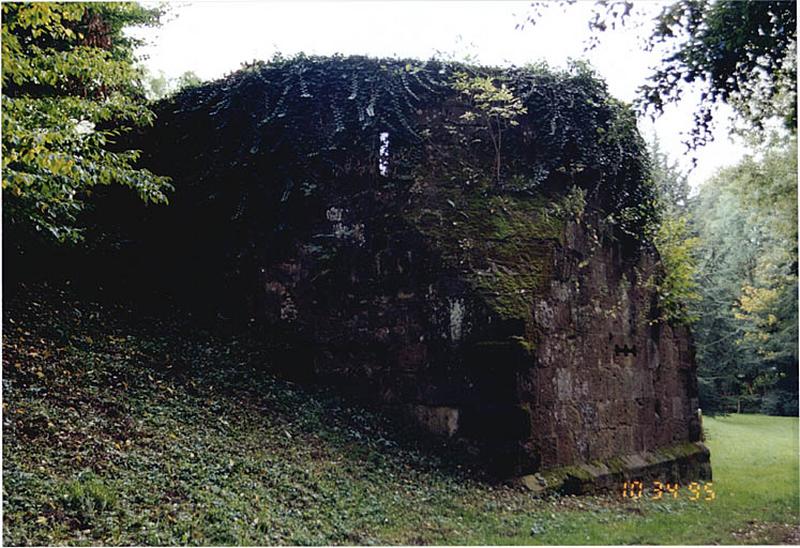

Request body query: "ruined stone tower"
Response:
[132, 56, 711, 488]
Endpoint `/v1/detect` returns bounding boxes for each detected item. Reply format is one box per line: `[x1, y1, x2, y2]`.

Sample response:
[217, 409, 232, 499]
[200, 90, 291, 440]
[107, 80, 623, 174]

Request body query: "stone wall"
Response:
[256, 183, 710, 483]
[523, 216, 705, 472]
[125, 57, 711, 487]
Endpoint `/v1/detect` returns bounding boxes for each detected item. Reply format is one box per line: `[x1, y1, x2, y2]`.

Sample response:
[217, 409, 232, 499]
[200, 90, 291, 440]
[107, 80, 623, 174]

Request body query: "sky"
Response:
[131, 0, 752, 189]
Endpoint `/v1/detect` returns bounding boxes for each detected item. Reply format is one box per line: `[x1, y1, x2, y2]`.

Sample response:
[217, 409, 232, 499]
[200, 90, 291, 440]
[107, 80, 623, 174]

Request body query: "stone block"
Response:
[407, 404, 460, 437]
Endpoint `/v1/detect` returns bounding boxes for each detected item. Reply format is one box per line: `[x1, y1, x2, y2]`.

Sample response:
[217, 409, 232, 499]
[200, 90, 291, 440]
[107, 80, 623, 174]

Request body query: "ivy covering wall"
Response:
[86, 55, 660, 317]
[139, 55, 654, 230]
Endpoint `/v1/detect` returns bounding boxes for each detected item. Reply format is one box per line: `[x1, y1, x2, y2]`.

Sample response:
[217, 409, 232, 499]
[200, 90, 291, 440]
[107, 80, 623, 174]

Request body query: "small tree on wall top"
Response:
[452, 71, 527, 187]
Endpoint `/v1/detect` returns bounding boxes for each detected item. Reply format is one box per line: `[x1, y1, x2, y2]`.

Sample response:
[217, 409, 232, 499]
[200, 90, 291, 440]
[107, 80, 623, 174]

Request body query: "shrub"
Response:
[760, 389, 799, 417]
[60, 471, 117, 522]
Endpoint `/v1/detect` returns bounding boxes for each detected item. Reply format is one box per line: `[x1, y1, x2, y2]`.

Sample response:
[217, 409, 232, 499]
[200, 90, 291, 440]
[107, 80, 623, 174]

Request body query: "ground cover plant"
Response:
[3, 283, 798, 545]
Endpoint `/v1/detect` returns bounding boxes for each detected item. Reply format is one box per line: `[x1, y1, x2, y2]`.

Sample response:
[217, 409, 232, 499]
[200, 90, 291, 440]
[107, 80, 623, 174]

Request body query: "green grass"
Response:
[485, 414, 800, 545]
[3, 285, 799, 545]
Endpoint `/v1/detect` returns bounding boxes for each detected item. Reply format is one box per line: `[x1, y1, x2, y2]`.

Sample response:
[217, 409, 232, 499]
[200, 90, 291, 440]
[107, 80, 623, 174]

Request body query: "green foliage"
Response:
[175, 70, 202, 91]
[146, 55, 653, 231]
[142, 68, 170, 100]
[653, 215, 700, 324]
[143, 68, 204, 100]
[4, 286, 798, 544]
[649, 135, 690, 217]
[522, 1, 797, 150]
[61, 472, 118, 520]
[452, 71, 527, 186]
[1, 2, 172, 243]
[760, 390, 799, 417]
[647, 136, 698, 324]
[547, 185, 587, 220]
[640, 0, 797, 145]
[689, 137, 797, 415]
[727, 140, 798, 413]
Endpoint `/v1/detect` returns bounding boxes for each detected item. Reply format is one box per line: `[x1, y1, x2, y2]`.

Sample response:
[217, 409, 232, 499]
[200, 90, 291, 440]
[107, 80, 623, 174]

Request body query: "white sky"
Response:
[132, 0, 752, 189]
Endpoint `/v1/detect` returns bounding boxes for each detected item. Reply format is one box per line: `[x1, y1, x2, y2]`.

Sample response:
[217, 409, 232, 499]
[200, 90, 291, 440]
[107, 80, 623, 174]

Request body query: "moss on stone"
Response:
[539, 442, 708, 493]
[406, 186, 565, 320]
[472, 339, 532, 354]
[648, 442, 706, 464]
[592, 456, 627, 474]
[509, 335, 535, 353]
[541, 464, 595, 486]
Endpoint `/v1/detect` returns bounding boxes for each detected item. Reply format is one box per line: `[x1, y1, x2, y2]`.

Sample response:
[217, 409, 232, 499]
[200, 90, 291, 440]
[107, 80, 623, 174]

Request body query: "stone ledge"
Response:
[514, 442, 711, 495]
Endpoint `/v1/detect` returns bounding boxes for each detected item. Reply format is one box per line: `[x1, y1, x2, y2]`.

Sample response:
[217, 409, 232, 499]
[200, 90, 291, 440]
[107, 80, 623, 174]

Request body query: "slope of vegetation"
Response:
[3, 284, 798, 545]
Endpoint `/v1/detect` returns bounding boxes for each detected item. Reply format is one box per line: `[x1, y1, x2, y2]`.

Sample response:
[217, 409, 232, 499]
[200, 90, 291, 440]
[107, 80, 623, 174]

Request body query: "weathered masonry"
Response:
[134, 56, 711, 489]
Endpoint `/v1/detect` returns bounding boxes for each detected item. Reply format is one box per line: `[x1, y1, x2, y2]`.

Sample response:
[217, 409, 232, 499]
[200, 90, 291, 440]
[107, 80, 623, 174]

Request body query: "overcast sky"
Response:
[132, 0, 751, 189]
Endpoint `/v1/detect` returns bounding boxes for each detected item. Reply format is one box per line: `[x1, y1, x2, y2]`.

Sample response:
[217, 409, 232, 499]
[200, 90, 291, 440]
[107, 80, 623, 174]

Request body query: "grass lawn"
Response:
[487, 413, 799, 545]
[3, 285, 799, 545]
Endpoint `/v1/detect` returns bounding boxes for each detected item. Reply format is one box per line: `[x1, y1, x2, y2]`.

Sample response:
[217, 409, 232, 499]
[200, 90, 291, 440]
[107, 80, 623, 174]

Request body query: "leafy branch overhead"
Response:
[2, 2, 172, 243]
[521, 1, 797, 153]
[639, 0, 797, 148]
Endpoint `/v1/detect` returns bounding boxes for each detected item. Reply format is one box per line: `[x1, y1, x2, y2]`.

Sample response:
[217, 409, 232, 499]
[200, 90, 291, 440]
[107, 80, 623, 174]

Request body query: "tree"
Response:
[451, 71, 527, 187]
[143, 69, 171, 101]
[639, 1, 797, 149]
[175, 70, 202, 91]
[649, 135, 690, 216]
[2, 2, 172, 243]
[521, 1, 797, 151]
[689, 137, 797, 415]
[648, 136, 698, 324]
[143, 69, 203, 100]
[727, 138, 798, 415]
